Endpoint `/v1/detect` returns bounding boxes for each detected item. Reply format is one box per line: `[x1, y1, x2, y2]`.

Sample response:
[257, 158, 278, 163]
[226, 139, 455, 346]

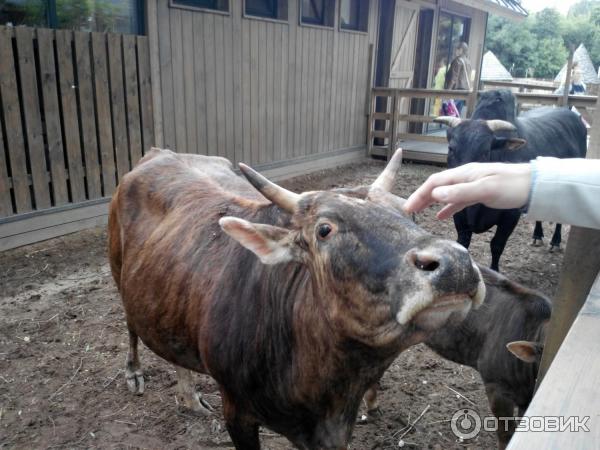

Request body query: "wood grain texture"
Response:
[15, 27, 50, 209]
[123, 34, 143, 165]
[137, 36, 155, 154]
[74, 31, 102, 199]
[91, 32, 116, 195]
[56, 29, 86, 202]
[0, 26, 31, 212]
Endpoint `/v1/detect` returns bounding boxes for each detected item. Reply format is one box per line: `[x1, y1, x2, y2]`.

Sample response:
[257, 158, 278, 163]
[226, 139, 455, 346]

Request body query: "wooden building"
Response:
[0, 0, 526, 250]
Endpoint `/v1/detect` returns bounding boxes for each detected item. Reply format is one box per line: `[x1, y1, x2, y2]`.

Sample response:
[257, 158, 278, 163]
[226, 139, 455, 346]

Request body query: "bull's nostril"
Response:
[415, 257, 439, 272]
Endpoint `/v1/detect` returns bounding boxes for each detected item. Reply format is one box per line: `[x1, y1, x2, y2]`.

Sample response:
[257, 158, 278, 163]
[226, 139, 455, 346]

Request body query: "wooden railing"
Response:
[367, 87, 598, 157]
[0, 25, 154, 219]
[481, 79, 557, 93]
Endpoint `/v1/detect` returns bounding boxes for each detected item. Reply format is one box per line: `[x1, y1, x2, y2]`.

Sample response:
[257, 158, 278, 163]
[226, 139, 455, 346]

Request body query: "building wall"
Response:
[147, 0, 380, 166]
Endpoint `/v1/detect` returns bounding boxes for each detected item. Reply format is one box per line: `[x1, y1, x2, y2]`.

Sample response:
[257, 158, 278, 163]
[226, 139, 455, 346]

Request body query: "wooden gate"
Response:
[0, 26, 154, 250]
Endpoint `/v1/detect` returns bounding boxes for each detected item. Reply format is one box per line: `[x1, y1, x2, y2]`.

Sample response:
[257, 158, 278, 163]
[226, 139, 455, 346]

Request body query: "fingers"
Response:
[436, 202, 472, 220]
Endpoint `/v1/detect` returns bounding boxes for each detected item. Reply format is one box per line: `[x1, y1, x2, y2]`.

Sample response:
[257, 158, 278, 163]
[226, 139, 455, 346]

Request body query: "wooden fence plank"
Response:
[169, 9, 186, 152]
[181, 13, 196, 153]
[91, 32, 116, 194]
[250, 22, 259, 164]
[123, 34, 143, 166]
[258, 22, 267, 163]
[0, 111, 12, 216]
[204, 14, 217, 156]
[0, 26, 31, 212]
[232, 0, 243, 164]
[56, 29, 86, 202]
[242, 17, 251, 163]
[37, 28, 68, 206]
[74, 31, 102, 199]
[193, 14, 208, 156]
[223, 13, 234, 163]
[157, 0, 175, 149]
[137, 36, 155, 155]
[266, 25, 274, 163]
[15, 27, 50, 209]
[215, 16, 227, 158]
[107, 33, 130, 181]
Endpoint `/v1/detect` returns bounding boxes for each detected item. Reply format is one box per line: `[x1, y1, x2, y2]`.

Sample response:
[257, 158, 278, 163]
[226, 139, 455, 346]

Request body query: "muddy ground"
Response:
[0, 159, 564, 449]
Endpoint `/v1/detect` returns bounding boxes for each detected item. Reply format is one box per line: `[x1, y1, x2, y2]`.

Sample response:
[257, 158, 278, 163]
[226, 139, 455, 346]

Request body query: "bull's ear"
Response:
[493, 137, 526, 151]
[506, 340, 541, 363]
[219, 217, 300, 265]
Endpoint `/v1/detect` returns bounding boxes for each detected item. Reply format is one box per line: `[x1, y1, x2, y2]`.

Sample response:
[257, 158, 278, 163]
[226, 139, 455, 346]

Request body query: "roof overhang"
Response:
[451, 0, 528, 21]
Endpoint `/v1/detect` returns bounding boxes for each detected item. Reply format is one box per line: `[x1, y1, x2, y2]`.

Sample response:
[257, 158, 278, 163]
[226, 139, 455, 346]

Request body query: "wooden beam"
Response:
[508, 274, 600, 449]
[536, 95, 600, 384]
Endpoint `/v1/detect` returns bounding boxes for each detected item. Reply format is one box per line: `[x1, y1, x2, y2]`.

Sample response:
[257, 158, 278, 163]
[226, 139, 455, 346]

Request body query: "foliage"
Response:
[485, 3, 600, 79]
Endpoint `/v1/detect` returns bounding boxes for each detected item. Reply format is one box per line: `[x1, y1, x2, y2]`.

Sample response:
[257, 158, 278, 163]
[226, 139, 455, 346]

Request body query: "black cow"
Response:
[435, 89, 587, 270]
[363, 265, 550, 449]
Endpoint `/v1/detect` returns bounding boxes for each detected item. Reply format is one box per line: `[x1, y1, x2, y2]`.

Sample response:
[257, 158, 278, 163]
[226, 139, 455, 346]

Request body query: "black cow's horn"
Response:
[239, 163, 300, 213]
[370, 148, 403, 193]
[486, 120, 517, 132]
[434, 116, 463, 127]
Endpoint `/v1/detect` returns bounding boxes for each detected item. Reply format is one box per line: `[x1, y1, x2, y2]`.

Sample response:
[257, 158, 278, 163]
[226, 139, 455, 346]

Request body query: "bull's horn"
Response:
[486, 120, 517, 132]
[370, 148, 403, 193]
[239, 163, 300, 213]
[434, 116, 463, 127]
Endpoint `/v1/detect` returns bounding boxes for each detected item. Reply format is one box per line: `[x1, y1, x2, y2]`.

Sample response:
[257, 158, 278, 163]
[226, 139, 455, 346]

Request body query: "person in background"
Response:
[431, 57, 447, 117]
[569, 61, 586, 95]
[444, 42, 472, 115]
[403, 157, 600, 230]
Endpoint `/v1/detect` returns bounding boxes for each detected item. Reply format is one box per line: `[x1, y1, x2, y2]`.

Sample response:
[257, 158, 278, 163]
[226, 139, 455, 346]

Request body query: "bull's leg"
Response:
[485, 384, 517, 450]
[532, 221, 544, 246]
[222, 396, 260, 450]
[357, 384, 381, 423]
[125, 329, 144, 395]
[175, 366, 214, 415]
[453, 213, 472, 249]
[549, 224, 562, 252]
[490, 213, 520, 272]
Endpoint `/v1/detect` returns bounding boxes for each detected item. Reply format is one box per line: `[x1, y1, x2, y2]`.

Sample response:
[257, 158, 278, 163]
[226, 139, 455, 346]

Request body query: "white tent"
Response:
[554, 44, 600, 85]
[481, 51, 513, 82]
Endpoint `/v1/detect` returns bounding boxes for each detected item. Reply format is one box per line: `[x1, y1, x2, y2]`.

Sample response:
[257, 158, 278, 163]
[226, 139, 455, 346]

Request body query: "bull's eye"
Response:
[317, 223, 333, 240]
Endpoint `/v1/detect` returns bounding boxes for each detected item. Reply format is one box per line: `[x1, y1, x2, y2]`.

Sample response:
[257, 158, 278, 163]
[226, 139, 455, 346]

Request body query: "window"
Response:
[300, 0, 334, 27]
[245, 0, 288, 21]
[170, 0, 229, 13]
[340, 0, 368, 32]
[0, 0, 145, 34]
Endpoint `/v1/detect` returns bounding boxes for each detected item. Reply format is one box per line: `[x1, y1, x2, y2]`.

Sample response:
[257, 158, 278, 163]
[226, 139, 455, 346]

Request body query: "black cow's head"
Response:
[219, 150, 486, 348]
[434, 117, 527, 168]
[472, 89, 517, 122]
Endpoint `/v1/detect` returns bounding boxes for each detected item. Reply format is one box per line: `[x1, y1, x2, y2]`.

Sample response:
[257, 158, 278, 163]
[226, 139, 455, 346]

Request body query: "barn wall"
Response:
[148, 0, 380, 166]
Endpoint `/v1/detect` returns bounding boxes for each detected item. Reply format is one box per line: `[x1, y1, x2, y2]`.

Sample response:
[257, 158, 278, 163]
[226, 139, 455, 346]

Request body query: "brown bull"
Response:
[108, 148, 485, 449]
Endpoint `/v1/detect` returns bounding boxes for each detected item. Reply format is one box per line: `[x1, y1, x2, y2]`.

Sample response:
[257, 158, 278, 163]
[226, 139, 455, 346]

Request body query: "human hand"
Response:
[402, 163, 532, 220]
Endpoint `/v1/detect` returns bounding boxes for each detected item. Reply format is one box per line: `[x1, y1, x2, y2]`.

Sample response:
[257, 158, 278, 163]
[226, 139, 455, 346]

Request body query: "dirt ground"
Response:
[0, 159, 564, 450]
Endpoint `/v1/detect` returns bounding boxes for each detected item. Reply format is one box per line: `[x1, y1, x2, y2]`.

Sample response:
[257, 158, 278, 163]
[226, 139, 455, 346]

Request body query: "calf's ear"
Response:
[219, 217, 300, 265]
[506, 340, 541, 363]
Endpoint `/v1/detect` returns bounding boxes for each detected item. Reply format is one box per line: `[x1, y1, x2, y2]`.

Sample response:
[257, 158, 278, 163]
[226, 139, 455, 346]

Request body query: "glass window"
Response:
[171, 0, 229, 13]
[340, 0, 368, 32]
[300, 0, 334, 27]
[0, 0, 144, 34]
[245, 0, 288, 21]
[433, 12, 471, 89]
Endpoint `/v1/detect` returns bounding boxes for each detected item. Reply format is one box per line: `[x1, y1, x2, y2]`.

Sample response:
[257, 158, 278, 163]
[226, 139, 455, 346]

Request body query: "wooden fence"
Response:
[368, 87, 598, 159]
[0, 25, 154, 221]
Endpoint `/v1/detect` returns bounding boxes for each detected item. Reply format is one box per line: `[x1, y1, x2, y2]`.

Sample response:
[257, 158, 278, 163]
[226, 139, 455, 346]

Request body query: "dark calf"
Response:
[364, 266, 549, 449]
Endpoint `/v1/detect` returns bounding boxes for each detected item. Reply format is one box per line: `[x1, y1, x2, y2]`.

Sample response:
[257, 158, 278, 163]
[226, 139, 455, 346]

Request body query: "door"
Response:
[389, 0, 420, 134]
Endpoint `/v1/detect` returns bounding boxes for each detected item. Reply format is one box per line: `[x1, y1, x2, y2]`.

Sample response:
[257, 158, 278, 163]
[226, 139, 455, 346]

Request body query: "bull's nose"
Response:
[406, 242, 482, 299]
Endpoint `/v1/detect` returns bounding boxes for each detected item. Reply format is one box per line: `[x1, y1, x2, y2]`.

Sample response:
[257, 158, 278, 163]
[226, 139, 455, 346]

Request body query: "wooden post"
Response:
[466, 43, 483, 117]
[536, 95, 600, 386]
[389, 92, 399, 158]
[561, 50, 574, 108]
[365, 44, 374, 116]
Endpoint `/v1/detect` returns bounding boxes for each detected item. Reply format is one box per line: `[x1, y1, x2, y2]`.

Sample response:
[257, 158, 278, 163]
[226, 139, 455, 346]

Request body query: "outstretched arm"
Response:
[402, 162, 531, 219]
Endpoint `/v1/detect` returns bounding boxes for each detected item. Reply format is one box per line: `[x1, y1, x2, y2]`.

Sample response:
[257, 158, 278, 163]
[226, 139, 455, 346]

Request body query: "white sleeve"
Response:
[526, 157, 600, 230]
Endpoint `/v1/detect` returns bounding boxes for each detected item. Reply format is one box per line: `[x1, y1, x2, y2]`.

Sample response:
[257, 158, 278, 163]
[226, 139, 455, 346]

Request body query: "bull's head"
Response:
[434, 117, 527, 168]
[219, 150, 485, 347]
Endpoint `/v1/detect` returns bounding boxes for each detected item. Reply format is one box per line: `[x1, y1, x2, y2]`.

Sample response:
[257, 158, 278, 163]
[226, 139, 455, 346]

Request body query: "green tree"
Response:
[531, 8, 563, 40]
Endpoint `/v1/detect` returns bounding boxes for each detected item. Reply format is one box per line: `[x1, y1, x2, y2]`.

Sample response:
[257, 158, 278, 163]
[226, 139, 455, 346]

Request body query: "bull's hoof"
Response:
[356, 408, 382, 424]
[178, 391, 214, 416]
[126, 369, 145, 395]
[549, 244, 561, 253]
[532, 238, 543, 247]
